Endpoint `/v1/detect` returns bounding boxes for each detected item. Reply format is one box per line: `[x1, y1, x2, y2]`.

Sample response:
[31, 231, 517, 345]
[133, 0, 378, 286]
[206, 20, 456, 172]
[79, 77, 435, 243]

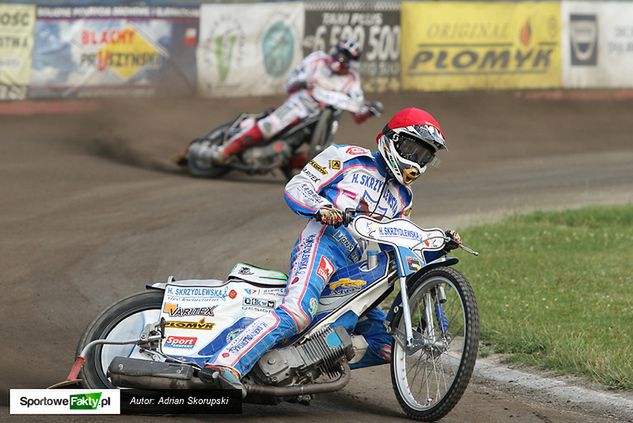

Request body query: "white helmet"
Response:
[330, 38, 361, 74]
[376, 108, 447, 185]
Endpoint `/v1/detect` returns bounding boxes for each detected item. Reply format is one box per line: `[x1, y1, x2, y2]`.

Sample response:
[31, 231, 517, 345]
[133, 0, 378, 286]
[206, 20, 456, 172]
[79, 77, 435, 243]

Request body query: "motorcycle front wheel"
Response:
[390, 267, 479, 421]
[76, 290, 164, 388]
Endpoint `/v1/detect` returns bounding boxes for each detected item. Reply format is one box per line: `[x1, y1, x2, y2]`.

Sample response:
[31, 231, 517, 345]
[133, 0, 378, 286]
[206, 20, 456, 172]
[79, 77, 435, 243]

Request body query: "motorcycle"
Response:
[67, 210, 479, 422]
[175, 88, 381, 180]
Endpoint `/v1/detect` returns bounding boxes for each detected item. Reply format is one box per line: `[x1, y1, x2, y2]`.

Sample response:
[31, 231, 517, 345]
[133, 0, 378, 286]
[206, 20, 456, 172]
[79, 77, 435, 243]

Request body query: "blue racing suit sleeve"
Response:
[284, 145, 346, 217]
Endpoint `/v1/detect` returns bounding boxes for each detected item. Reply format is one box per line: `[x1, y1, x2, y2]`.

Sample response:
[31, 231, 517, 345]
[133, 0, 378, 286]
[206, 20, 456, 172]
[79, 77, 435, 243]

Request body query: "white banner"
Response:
[0, 4, 36, 100]
[10, 389, 120, 414]
[562, 1, 633, 88]
[197, 2, 304, 97]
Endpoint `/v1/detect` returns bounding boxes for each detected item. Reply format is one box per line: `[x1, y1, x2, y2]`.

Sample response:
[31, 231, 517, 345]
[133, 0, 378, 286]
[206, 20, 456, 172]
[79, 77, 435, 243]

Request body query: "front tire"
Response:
[390, 267, 479, 421]
[76, 290, 164, 388]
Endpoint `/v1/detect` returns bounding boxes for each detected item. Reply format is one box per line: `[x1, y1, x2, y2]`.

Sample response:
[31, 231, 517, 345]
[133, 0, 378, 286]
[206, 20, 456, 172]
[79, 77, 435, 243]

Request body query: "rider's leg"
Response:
[207, 221, 349, 377]
[213, 93, 315, 163]
[349, 307, 394, 369]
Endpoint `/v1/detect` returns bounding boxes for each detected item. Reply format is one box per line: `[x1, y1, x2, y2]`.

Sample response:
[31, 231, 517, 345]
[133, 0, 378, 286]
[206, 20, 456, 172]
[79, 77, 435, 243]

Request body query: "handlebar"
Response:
[341, 208, 391, 227]
[332, 208, 480, 256]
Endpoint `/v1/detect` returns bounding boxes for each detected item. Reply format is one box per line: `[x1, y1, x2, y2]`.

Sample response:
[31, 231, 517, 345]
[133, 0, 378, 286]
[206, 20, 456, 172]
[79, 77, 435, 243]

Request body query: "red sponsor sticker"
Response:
[346, 146, 368, 155]
[316, 256, 334, 282]
[222, 352, 230, 358]
[164, 336, 197, 349]
[291, 276, 300, 285]
[229, 290, 237, 299]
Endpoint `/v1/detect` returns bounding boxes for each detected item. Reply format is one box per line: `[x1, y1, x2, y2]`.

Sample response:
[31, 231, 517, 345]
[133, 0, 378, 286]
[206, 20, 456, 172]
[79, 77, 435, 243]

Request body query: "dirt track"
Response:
[1, 92, 632, 422]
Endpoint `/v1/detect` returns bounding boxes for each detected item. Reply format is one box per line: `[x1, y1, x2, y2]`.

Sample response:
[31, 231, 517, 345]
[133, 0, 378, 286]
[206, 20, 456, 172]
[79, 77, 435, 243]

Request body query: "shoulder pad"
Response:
[315, 145, 374, 168]
[335, 144, 373, 160]
[305, 51, 330, 62]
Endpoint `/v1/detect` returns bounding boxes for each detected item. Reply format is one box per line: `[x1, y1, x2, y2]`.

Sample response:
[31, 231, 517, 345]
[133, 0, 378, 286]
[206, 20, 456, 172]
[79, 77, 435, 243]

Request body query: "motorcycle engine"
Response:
[254, 326, 355, 386]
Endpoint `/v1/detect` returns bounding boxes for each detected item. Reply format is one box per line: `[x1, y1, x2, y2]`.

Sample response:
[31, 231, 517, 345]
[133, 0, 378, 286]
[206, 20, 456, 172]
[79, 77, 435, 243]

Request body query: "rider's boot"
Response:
[212, 124, 264, 164]
[199, 364, 246, 398]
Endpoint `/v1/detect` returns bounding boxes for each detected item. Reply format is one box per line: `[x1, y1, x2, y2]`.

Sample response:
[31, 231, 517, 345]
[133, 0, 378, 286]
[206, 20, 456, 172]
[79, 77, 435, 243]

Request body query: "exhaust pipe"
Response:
[109, 357, 207, 390]
[109, 357, 351, 396]
[245, 361, 351, 397]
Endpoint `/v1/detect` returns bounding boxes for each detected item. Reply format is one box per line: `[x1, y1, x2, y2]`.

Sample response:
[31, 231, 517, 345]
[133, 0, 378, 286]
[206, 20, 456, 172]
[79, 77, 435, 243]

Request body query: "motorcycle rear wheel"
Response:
[390, 267, 479, 421]
[187, 123, 232, 178]
[76, 290, 164, 388]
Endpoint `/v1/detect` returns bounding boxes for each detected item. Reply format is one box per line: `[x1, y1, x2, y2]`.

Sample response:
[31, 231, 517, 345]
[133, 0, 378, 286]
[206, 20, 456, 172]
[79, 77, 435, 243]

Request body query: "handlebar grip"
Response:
[342, 208, 356, 227]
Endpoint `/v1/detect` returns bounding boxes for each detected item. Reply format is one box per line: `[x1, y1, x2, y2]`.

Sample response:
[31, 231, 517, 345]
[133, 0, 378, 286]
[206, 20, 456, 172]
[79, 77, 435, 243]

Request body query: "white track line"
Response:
[474, 356, 633, 422]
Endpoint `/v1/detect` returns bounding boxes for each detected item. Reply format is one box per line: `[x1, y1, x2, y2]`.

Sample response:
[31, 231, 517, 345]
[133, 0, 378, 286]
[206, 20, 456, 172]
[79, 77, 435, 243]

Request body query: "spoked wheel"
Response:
[391, 267, 479, 421]
[76, 290, 164, 388]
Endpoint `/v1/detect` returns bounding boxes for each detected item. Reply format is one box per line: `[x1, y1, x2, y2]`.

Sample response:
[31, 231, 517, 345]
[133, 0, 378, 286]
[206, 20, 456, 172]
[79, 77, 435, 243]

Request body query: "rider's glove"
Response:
[316, 206, 345, 227]
[367, 101, 384, 117]
[443, 230, 462, 252]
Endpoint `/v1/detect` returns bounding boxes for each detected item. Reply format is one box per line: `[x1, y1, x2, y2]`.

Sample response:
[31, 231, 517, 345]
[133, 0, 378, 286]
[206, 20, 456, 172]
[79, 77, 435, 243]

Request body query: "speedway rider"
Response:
[209, 38, 383, 165]
[201, 108, 461, 393]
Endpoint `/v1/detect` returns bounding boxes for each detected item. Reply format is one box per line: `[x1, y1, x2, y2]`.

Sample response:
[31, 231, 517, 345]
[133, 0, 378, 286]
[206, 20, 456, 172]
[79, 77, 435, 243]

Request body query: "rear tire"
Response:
[77, 290, 164, 388]
[390, 267, 479, 421]
[187, 123, 232, 178]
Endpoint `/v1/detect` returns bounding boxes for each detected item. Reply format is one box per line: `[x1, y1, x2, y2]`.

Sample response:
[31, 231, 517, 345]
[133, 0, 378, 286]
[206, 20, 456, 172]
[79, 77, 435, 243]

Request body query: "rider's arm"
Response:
[284, 60, 309, 94]
[284, 52, 325, 94]
[284, 146, 345, 217]
[342, 73, 378, 123]
[336, 72, 366, 114]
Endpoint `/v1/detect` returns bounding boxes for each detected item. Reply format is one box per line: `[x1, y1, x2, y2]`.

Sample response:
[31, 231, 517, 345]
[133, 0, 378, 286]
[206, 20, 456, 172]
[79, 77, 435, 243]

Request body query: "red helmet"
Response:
[376, 108, 447, 185]
[330, 38, 361, 74]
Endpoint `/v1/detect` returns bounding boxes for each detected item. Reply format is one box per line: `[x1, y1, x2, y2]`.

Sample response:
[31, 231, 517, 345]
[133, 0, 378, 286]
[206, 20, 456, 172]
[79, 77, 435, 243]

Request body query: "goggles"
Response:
[395, 137, 439, 168]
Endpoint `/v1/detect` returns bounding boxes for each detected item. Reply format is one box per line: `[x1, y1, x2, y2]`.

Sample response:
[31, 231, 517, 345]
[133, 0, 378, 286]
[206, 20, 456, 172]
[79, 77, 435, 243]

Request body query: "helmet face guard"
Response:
[378, 124, 446, 185]
[331, 39, 361, 74]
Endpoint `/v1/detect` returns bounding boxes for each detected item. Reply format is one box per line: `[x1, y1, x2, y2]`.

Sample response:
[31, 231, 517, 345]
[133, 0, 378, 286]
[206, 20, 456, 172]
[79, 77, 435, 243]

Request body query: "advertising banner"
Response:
[30, 6, 199, 98]
[197, 2, 304, 97]
[303, 3, 401, 93]
[562, 1, 633, 88]
[401, 2, 561, 91]
[0, 4, 36, 100]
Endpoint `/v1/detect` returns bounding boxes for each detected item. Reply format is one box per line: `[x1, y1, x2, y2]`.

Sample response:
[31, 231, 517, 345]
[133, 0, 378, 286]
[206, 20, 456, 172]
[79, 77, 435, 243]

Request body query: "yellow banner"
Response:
[0, 4, 36, 99]
[401, 2, 561, 91]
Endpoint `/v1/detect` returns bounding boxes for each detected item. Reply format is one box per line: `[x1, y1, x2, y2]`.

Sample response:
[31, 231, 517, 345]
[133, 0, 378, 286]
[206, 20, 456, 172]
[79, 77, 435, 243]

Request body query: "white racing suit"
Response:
[260, 51, 369, 137]
[210, 145, 413, 375]
[221, 52, 370, 157]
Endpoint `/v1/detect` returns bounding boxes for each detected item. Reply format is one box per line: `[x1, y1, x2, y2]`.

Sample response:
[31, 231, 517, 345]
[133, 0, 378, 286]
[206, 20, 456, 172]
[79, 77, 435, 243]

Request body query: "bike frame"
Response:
[298, 215, 455, 354]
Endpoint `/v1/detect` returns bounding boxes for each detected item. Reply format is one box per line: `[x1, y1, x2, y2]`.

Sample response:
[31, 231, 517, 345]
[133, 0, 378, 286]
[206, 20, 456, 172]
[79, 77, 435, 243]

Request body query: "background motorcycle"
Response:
[68, 210, 479, 422]
[176, 88, 382, 180]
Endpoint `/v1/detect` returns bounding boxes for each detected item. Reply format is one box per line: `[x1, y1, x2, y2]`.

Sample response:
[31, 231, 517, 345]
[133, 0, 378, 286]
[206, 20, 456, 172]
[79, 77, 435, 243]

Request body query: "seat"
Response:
[227, 263, 287, 286]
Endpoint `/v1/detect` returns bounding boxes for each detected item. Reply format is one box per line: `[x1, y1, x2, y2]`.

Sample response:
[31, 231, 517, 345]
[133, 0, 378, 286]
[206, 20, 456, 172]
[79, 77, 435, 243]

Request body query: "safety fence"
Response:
[0, 1, 630, 100]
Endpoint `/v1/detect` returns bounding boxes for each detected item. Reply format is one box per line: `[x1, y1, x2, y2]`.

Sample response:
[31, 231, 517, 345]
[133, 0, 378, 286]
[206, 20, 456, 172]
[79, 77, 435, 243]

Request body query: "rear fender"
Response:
[384, 256, 459, 331]
[145, 275, 175, 291]
[145, 283, 166, 291]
